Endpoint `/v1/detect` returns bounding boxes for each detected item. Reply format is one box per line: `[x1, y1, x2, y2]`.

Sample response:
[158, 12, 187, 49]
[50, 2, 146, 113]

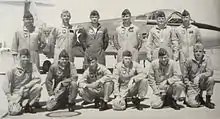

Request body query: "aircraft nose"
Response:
[200, 29, 220, 48]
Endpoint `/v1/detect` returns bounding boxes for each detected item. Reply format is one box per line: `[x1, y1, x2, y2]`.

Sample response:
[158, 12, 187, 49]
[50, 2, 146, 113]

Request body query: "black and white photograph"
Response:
[0, 0, 219, 118]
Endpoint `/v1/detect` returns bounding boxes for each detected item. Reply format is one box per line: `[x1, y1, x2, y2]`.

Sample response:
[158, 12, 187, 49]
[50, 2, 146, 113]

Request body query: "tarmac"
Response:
[0, 48, 219, 119]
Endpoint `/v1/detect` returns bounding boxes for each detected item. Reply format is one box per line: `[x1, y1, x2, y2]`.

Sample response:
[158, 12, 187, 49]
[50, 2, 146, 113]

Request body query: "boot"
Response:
[205, 95, 215, 109]
[99, 99, 110, 111]
[94, 98, 100, 108]
[25, 104, 36, 113]
[170, 98, 180, 110]
[198, 95, 206, 105]
[132, 97, 143, 110]
[67, 103, 75, 112]
[32, 102, 42, 109]
[125, 98, 128, 108]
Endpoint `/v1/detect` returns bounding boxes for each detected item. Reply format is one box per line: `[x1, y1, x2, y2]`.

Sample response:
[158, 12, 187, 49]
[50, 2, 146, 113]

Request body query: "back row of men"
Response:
[3, 9, 215, 116]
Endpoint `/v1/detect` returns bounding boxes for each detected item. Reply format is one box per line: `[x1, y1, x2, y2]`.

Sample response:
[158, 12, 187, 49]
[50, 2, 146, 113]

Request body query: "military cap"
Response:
[19, 49, 30, 57]
[158, 48, 168, 57]
[23, 12, 33, 19]
[90, 10, 100, 17]
[156, 11, 165, 18]
[182, 10, 190, 17]
[122, 9, 131, 16]
[122, 50, 132, 57]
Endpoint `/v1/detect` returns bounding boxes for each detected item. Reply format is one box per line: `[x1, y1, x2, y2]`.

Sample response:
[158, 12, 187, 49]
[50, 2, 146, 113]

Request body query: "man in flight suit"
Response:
[148, 48, 185, 110]
[146, 11, 179, 62]
[113, 50, 148, 110]
[3, 49, 42, 115]
[45, 49, 78, 112]
[183, 43, 215, 109]
[114, 9, 141, 62]
[11, 12, 46, 70]
[82, 10, 109, 69]
[78, 54, 114, 111]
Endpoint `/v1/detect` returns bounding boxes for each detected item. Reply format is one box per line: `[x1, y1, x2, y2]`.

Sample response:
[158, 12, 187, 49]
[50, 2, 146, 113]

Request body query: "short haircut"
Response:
[90, 10, 100, 17]
[182, 10, 190, 17]
[122, 9, 131, 16]
[19, 49, 30, 57]
[156, 11, 165, 18]
[59, 49, 69, 59]
[158, 48, 168, 57]
[61, 10, 71, 17]
[193, 43, 205, 52]
[122, 50, 132, 57]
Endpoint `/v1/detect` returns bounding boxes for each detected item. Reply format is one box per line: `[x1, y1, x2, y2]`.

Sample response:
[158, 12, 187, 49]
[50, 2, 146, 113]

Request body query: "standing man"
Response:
[146, 11, 179, 62]
[51, 10, 82, 63]
[113, 50, 148, 110]
[183, 43, 215, 109]
[114, 9, 141, 62]
[3, 49, 42, 116]
[148, 48, 185, 110]
[45, 50, 78, 112]
[83, 10, 109, 69]
[11, 12, 46, 70]
[174, 10, 202, 59]
[78, 55, 114, 111]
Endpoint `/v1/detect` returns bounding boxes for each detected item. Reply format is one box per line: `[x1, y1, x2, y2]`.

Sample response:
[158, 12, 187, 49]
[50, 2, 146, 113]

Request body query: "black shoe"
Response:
[81, 101, 92, 106]
[99, 100, 110, 111]
[67, 103, 75, 112]
[125, 98, 128, 108]
[94, 98, 100, 108]
[32, 102, 42, 109]
[25, 104, 36, 113]
[170, 98, 180, 110]
[132, 97, 143, 110]
[198, 96, 206, 105]
[205, 95, 215, 109]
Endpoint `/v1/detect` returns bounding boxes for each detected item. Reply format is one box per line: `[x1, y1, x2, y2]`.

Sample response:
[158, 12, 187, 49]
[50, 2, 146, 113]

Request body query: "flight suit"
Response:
[11, 27, 46, 70]
[148, 59, 185, 109]
[113, 61, 148, 99]
[183, 55, 214, 107]
[2, 63, 42, 116]
[78, 64, 114, 102]
[83, 23, 109, 69]
[114, 24, 141, 62]
[45, 62, 78, 111]
[146, 25, 179, 61]
[174, 24, 202, 59]
[51, 25, 78, 63]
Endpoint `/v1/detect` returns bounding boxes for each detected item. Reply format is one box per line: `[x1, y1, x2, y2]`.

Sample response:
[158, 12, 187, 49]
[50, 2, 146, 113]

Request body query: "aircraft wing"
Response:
[0, 0, 54, 6]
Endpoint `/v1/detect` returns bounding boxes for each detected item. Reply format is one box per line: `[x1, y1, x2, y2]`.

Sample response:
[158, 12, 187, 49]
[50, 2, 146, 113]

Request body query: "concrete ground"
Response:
[0, 48, 220, 119]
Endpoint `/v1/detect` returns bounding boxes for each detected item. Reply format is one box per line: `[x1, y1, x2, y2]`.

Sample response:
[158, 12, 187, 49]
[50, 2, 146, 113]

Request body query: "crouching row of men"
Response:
[2, 43, 215, 116]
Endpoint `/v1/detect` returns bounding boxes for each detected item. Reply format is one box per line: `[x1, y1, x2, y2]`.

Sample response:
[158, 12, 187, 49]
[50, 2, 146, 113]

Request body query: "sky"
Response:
[0, 0, 220, 47]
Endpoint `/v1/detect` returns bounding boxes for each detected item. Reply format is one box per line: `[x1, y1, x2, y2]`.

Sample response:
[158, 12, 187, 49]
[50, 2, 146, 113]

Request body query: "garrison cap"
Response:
[156, 11, 165, 18]
[59, 49, 69, 59]
[122, 50, 132, 57]
[182, 10, 190, 16]
[90, 10, 100, 17]
[158, 48, 168, 57]
[122, 9, 131, 16]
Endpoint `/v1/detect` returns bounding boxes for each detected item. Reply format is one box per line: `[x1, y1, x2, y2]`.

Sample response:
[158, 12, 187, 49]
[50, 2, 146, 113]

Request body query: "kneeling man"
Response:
[3, 49, 42, 116]
[78, 54, 114, 111]
[113, 50, 148, 110]
[45, 49, 78, 112]
[148, 48, 185, 110]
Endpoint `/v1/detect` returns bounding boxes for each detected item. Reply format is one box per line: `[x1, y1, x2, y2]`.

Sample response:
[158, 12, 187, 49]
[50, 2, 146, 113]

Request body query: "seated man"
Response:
[148, 48, 185, 110]
[183, 43, 215, 109]
[3, 49, 42, 116]
[45, 49, 78, 112]
[113, 50, 148, 110]
[78, 54, 114, 111]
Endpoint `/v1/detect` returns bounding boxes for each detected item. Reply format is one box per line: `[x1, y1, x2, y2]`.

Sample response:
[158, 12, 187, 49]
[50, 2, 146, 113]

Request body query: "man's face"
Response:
[23, 17, 34, 27]
[90, 15, 99, 24]
[194, 48, 204, 61]
[157, 16, 166, 26]
[59, 57, 69, 67]
[89, 60, 98, 70]
[20, 55, 30, 66]
[122, 14, 131, 23]
[182, 15, 191, 26]
[61, 12, 71, 23]
[123, 56, 132, 66]
[159, 55, 169, 66]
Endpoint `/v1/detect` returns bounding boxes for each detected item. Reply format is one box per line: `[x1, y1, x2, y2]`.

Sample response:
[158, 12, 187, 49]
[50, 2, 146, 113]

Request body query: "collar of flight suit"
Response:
[120, 22, 134, 29]
[180, 24, 192, 29]
[159, 59, 171, 68]
[15, 62, 33, 73]
[191, 55, 206, 65]
[155, 25, 168, 30]
[88, 22, 101, 30]
[121, 61, 134, 70]
[23, 26, 36, 32]
[57, 61, 71, 71]
[61, 24, 73, 29]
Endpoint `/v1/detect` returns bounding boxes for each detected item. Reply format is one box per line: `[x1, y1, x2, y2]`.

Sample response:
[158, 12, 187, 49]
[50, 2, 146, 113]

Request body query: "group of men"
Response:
[2, 8, 216, 116]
